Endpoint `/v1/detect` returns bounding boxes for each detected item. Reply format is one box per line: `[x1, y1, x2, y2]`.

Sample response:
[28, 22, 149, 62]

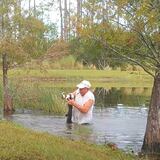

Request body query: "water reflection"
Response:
[94, 87, 151, 108]
[65, 123, 94, 142]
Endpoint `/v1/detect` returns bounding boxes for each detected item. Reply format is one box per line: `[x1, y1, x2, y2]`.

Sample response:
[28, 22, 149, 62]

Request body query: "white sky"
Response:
[22, 0, 76, 33]
[22, 0, 76, 22]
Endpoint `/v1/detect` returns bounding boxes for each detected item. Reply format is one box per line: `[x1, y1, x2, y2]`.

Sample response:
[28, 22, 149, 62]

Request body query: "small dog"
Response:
[62, 92, 74, 101]
[62, 92, 74, 123]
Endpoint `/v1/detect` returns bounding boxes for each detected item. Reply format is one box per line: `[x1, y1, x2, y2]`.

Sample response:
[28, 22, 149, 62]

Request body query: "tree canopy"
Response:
[0, 0, 57, 66]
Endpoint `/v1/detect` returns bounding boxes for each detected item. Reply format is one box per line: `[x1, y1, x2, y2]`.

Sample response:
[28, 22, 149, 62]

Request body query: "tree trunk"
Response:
[33, 0, 36, 17]
[76, 0, 82, 37]
[29, 0, 31, 16]
[68, 0, 71, 39]
[64, 0, 68, 41]
[0, 0, 3, 37]
[14, 0, 22, 39]
[141, 72, 160, 154]
[59, 0, 63, 40]
[2, 53, 13, 112]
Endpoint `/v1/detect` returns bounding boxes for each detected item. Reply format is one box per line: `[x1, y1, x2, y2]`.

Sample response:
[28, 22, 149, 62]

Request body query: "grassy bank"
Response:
[0, 121, 139, 160]
[7, 69, 153, 88]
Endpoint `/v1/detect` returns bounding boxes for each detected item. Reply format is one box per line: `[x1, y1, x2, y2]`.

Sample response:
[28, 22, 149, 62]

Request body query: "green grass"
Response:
[7, 69, 150, 79]
[0, 121, 140, 160]
[5, 69, 153, 88]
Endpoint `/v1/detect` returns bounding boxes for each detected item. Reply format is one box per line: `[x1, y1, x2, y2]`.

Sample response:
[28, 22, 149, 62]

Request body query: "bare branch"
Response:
[109, 46, 155, 78]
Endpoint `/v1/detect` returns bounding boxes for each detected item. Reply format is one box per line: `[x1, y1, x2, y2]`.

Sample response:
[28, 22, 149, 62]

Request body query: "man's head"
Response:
[76, 80, 91, 96]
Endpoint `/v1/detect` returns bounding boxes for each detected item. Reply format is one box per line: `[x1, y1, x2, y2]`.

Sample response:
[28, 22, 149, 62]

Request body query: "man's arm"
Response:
[67, 99, 94, 113]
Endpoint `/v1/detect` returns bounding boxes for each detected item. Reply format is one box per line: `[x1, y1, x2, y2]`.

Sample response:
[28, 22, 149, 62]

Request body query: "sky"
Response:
[22, 0, 76, 34]
[22, 0, 76, 22]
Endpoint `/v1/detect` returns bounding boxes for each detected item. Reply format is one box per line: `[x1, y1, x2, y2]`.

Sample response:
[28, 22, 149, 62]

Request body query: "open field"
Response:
[4, 69, 153, 88]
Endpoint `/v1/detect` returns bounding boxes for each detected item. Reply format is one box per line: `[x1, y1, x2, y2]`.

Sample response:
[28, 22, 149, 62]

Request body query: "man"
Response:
[67, 80, 95, 124]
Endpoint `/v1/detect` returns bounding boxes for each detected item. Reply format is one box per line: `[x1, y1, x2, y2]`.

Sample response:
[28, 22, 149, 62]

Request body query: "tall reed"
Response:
[9, 81, 67, 115]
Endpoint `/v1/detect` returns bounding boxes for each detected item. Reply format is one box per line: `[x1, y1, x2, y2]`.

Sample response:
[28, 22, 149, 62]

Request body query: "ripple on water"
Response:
[4, 107, 147, 153]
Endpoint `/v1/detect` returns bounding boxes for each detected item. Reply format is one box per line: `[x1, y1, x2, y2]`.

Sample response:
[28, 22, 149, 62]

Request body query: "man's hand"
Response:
[67, 99, 76, 106]
[67, 99, 94, 113]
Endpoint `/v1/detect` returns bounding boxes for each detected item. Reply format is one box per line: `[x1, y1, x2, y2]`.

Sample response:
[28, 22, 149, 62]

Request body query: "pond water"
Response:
[3, 87, 151, 153]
